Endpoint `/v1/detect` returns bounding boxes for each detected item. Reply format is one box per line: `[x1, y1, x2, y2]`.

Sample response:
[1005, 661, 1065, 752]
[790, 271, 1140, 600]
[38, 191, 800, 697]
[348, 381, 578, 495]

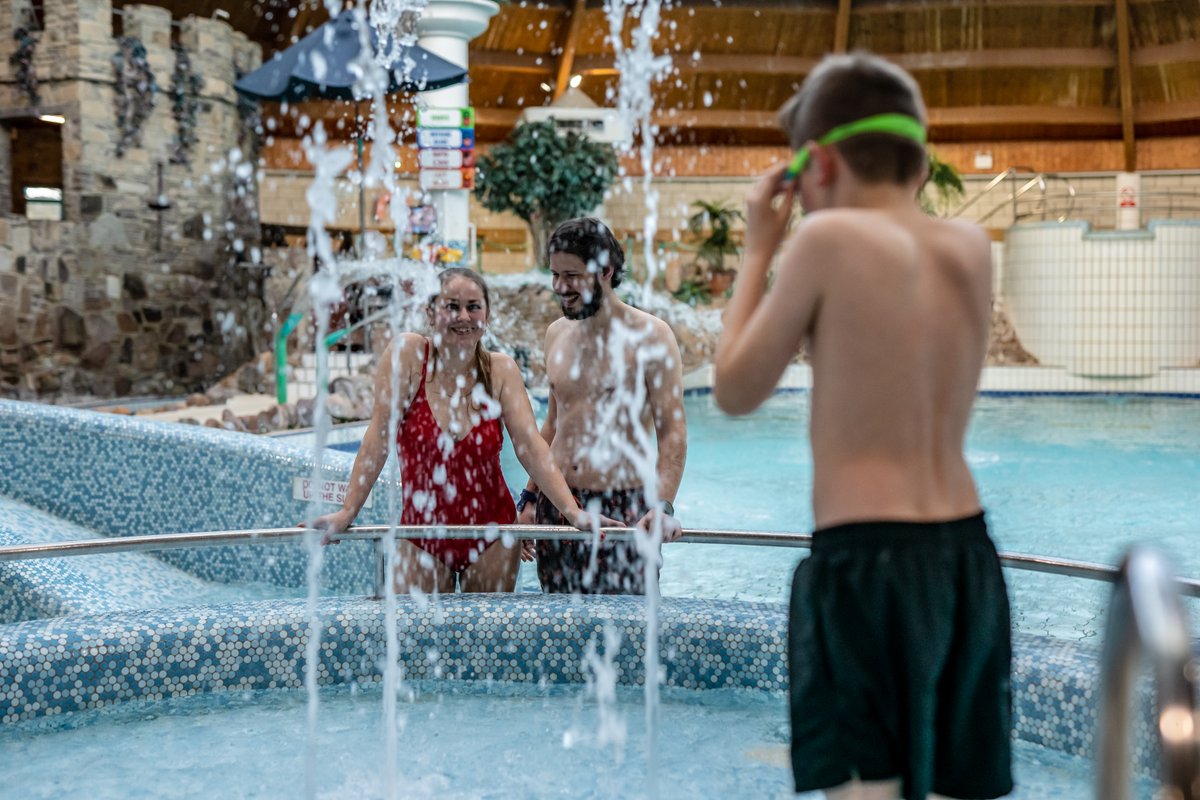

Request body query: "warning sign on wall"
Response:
[292, 477, 373, 508]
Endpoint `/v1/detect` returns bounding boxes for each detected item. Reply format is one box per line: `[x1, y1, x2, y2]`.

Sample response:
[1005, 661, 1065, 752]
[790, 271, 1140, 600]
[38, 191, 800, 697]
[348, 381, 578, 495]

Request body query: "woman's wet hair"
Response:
[546, 217, 626, 288]
[778, 52, 928, 185]
[431, 267, 494, 399]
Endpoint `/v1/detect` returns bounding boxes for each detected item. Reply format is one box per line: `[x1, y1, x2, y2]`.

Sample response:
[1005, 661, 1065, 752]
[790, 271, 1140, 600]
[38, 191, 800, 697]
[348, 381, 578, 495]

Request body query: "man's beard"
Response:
[561, 274, 604, 320]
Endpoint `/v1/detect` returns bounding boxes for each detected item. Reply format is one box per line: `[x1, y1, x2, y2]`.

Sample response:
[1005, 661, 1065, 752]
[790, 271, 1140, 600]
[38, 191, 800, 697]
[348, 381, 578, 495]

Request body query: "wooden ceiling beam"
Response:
[265, 98, 1200, 144]
[553, 0, 588, 100]
[263, 99, 1200, 134]
[892, 47, 1116, 70]
[1131, 40, 1200, 68]
[470, 50, 555, 75]
[655, 109, 780, 129]
[618, 52, 821, 76]
[1114, 0, 1137, 171]
[475, 47, 1141, 79]
[833, 0, 853, 53]
[854, 0, 1154, 11]
[928, 105, 1121, 126]
[1134, 99, 1200, 125]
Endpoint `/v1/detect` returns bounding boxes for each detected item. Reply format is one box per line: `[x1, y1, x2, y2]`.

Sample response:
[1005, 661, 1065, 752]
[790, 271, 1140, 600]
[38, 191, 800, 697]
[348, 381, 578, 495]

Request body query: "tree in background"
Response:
[474, 120, 619, 264]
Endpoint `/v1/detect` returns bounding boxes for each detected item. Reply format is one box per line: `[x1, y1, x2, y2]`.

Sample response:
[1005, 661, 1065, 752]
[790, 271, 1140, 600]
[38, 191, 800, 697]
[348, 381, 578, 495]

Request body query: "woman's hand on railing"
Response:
[299, 509, 356, 545]
[570, 509, 622, 533]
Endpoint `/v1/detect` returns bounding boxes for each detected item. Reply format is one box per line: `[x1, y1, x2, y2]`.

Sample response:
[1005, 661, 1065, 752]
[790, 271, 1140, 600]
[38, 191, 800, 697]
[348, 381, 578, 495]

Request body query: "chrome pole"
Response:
[0, 526, 1198, 597]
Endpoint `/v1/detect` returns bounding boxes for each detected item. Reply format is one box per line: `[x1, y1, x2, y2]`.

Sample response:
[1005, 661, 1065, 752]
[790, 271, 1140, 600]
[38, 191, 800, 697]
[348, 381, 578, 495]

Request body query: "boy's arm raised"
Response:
[714, 167, 823, 415]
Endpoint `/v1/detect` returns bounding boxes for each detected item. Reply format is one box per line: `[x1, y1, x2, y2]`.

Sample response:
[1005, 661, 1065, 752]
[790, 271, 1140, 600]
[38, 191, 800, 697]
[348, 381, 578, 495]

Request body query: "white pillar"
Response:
[417, 0, 499, 260]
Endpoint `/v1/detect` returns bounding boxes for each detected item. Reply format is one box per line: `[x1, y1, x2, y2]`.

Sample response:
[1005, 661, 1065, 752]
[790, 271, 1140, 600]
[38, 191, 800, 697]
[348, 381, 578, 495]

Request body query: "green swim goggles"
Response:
[784, 112, 927, 181]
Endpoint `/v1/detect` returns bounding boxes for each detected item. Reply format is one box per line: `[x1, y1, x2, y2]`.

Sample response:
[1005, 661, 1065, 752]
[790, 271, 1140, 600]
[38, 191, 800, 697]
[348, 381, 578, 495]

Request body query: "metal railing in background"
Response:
[1034, 190, 1200, 228]
[1097, 546, 1200, 800]
[952, 169, 1200, 230]
[950, 167, 1078, 226]
[273, 307, 389, 406]
[2, 526, 1200, 601]
[273, 311, 305, 405]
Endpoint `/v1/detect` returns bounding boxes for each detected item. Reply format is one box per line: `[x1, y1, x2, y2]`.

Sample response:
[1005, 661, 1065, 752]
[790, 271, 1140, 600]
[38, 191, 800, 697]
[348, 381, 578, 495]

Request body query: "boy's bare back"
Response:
[789, 205, 992, 528]
[714, 52, 1013, 800]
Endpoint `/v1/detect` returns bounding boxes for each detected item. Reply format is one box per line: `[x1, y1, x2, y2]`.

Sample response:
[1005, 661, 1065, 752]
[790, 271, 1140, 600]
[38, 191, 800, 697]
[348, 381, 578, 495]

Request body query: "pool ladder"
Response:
[1097, 546, 1200, 799]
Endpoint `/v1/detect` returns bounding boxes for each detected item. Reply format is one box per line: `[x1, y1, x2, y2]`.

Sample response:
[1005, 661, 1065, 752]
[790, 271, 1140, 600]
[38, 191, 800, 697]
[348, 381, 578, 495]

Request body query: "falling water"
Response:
[604, 1, 673, 794]
[293, 1, 440, 795]
[294, 0, 679, 795]
[300, 117, 355, 800]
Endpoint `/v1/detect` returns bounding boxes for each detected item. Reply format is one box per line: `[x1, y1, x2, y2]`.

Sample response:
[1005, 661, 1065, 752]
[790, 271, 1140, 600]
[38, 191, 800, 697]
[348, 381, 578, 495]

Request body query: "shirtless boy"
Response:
[518, 217, 688, 595]
[713, 53, 1012, 800]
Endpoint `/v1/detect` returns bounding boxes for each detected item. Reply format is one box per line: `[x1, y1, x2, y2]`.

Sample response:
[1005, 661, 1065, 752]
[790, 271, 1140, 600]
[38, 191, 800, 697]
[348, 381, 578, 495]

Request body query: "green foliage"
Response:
[672, 278, 712, 307]
[474, 120, 619, 260]
[921, 150, 965, 216]
[686, 199, 744, 272]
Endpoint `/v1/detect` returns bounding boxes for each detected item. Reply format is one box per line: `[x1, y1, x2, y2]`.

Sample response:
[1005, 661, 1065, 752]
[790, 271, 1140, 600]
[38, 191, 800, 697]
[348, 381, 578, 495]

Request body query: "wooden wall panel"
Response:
[261, 135, 1200, 178]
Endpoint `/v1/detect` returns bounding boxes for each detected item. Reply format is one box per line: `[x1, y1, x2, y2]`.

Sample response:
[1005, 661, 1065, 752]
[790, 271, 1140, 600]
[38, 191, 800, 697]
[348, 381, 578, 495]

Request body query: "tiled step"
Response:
[300, 352, 374, 369]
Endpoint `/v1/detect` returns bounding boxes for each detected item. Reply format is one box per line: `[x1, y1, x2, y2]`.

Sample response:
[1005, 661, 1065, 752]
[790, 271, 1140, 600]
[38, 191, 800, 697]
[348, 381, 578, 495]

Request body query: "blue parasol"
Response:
[234, 9, 467, 101]
[235, 9, 468, 252]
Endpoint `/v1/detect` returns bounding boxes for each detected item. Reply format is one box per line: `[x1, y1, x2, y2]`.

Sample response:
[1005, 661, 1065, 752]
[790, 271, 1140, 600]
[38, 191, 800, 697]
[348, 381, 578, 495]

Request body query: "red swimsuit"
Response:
[397, 341, 516, 573]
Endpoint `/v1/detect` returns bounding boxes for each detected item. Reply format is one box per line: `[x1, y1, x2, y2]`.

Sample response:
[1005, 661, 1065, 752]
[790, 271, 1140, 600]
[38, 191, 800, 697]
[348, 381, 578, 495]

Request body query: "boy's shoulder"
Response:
[792, 207, 988, 254]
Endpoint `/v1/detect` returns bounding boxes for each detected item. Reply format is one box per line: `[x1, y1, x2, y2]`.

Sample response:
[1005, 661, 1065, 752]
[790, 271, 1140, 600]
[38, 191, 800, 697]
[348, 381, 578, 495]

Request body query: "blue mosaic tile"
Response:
[0, 400, 390, 610]
[0, 497, 215, 623]
[0, 592, 1180, 779]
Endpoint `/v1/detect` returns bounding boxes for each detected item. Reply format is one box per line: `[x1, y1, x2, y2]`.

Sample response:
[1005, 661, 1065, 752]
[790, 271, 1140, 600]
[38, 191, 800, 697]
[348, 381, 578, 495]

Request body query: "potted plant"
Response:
[684, 199, 744, 299]
[921, 151, 966, 216]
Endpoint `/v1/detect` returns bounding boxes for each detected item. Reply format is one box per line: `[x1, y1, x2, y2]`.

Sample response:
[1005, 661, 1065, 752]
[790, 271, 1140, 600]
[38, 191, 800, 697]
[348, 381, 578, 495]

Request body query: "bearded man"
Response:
[516, 217, 688, 594]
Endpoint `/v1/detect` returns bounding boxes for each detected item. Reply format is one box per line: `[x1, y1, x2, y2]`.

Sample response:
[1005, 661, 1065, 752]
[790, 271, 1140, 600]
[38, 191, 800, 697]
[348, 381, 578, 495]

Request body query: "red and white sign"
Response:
[420, 169, 465, 190]
[292, 477, 373, 508]
[419, 149, 465, 169]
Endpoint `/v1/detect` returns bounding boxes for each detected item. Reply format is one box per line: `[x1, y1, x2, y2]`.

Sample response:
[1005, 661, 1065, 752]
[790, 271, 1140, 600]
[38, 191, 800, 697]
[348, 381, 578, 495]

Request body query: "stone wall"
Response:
[0, 0, 262, 399]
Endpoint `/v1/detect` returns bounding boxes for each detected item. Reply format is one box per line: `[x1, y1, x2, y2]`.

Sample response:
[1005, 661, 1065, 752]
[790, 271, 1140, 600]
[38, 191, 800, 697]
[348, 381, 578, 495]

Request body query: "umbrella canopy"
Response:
[235, 9, 468, 102]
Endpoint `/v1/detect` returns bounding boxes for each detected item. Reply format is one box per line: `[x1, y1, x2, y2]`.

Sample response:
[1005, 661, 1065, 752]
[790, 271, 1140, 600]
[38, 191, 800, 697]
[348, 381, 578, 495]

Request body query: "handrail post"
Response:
[1097, 546, 1200, 800]
[372, 540, 387, 600]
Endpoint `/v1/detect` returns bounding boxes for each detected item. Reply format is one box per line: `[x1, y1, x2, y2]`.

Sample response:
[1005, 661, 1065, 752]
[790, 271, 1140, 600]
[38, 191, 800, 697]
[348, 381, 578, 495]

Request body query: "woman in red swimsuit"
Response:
[311, 268, 597, 593]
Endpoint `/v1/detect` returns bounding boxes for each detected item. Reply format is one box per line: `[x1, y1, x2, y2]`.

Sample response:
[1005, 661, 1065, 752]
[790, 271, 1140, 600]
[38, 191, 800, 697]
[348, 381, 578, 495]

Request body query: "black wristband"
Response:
[516, 488, 538, 513]
[660, 500, 674, 517]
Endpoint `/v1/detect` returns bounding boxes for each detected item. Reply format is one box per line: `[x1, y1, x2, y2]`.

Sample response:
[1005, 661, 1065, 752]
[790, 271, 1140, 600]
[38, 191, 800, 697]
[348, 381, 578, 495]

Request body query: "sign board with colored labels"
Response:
[419, 169, 476, 191]
[420, 169, 465, 190]
[417, 128, 475, 150]
[417, 107, 475, 129]
[419, 149, 464, 169]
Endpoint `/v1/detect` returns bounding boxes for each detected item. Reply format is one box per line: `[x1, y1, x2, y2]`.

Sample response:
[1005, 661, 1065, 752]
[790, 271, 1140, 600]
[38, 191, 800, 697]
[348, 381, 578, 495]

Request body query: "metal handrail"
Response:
[322, 307, 391, 351]
[950, 167, 1085, 226]
[1097, 546, 1200, 800]
[1, 526, 1199, 598]
[950, 167, 1032, 219]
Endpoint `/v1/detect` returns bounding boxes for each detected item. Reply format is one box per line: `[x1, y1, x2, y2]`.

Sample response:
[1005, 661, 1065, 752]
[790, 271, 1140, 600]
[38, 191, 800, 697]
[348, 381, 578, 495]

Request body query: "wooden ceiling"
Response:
[120, 0, 1200, 160]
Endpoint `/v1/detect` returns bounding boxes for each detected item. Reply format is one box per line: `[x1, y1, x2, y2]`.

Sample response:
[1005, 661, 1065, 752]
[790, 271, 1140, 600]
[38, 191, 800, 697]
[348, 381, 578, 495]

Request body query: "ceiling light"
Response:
[38, 114, 65, 124]
[540, 82, 552, 92]
[569, 74, 582, 88]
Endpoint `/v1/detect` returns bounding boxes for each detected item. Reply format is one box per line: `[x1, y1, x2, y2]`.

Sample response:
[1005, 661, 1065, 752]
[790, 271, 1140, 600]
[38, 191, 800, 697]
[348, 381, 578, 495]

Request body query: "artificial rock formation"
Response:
[0, 0, 263, 399]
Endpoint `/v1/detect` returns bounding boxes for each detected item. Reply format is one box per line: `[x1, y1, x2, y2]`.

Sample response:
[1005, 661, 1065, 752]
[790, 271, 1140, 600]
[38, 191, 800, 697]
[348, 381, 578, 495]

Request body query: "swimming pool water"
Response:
[0, 683, 1158, 799]
[498, 393, 1200, 639]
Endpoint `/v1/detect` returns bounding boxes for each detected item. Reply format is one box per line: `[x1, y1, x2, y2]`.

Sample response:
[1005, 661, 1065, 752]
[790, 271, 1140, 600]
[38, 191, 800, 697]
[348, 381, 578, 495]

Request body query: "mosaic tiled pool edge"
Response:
[0, 399, 394, 615]
[0, 594, 1167, 778]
